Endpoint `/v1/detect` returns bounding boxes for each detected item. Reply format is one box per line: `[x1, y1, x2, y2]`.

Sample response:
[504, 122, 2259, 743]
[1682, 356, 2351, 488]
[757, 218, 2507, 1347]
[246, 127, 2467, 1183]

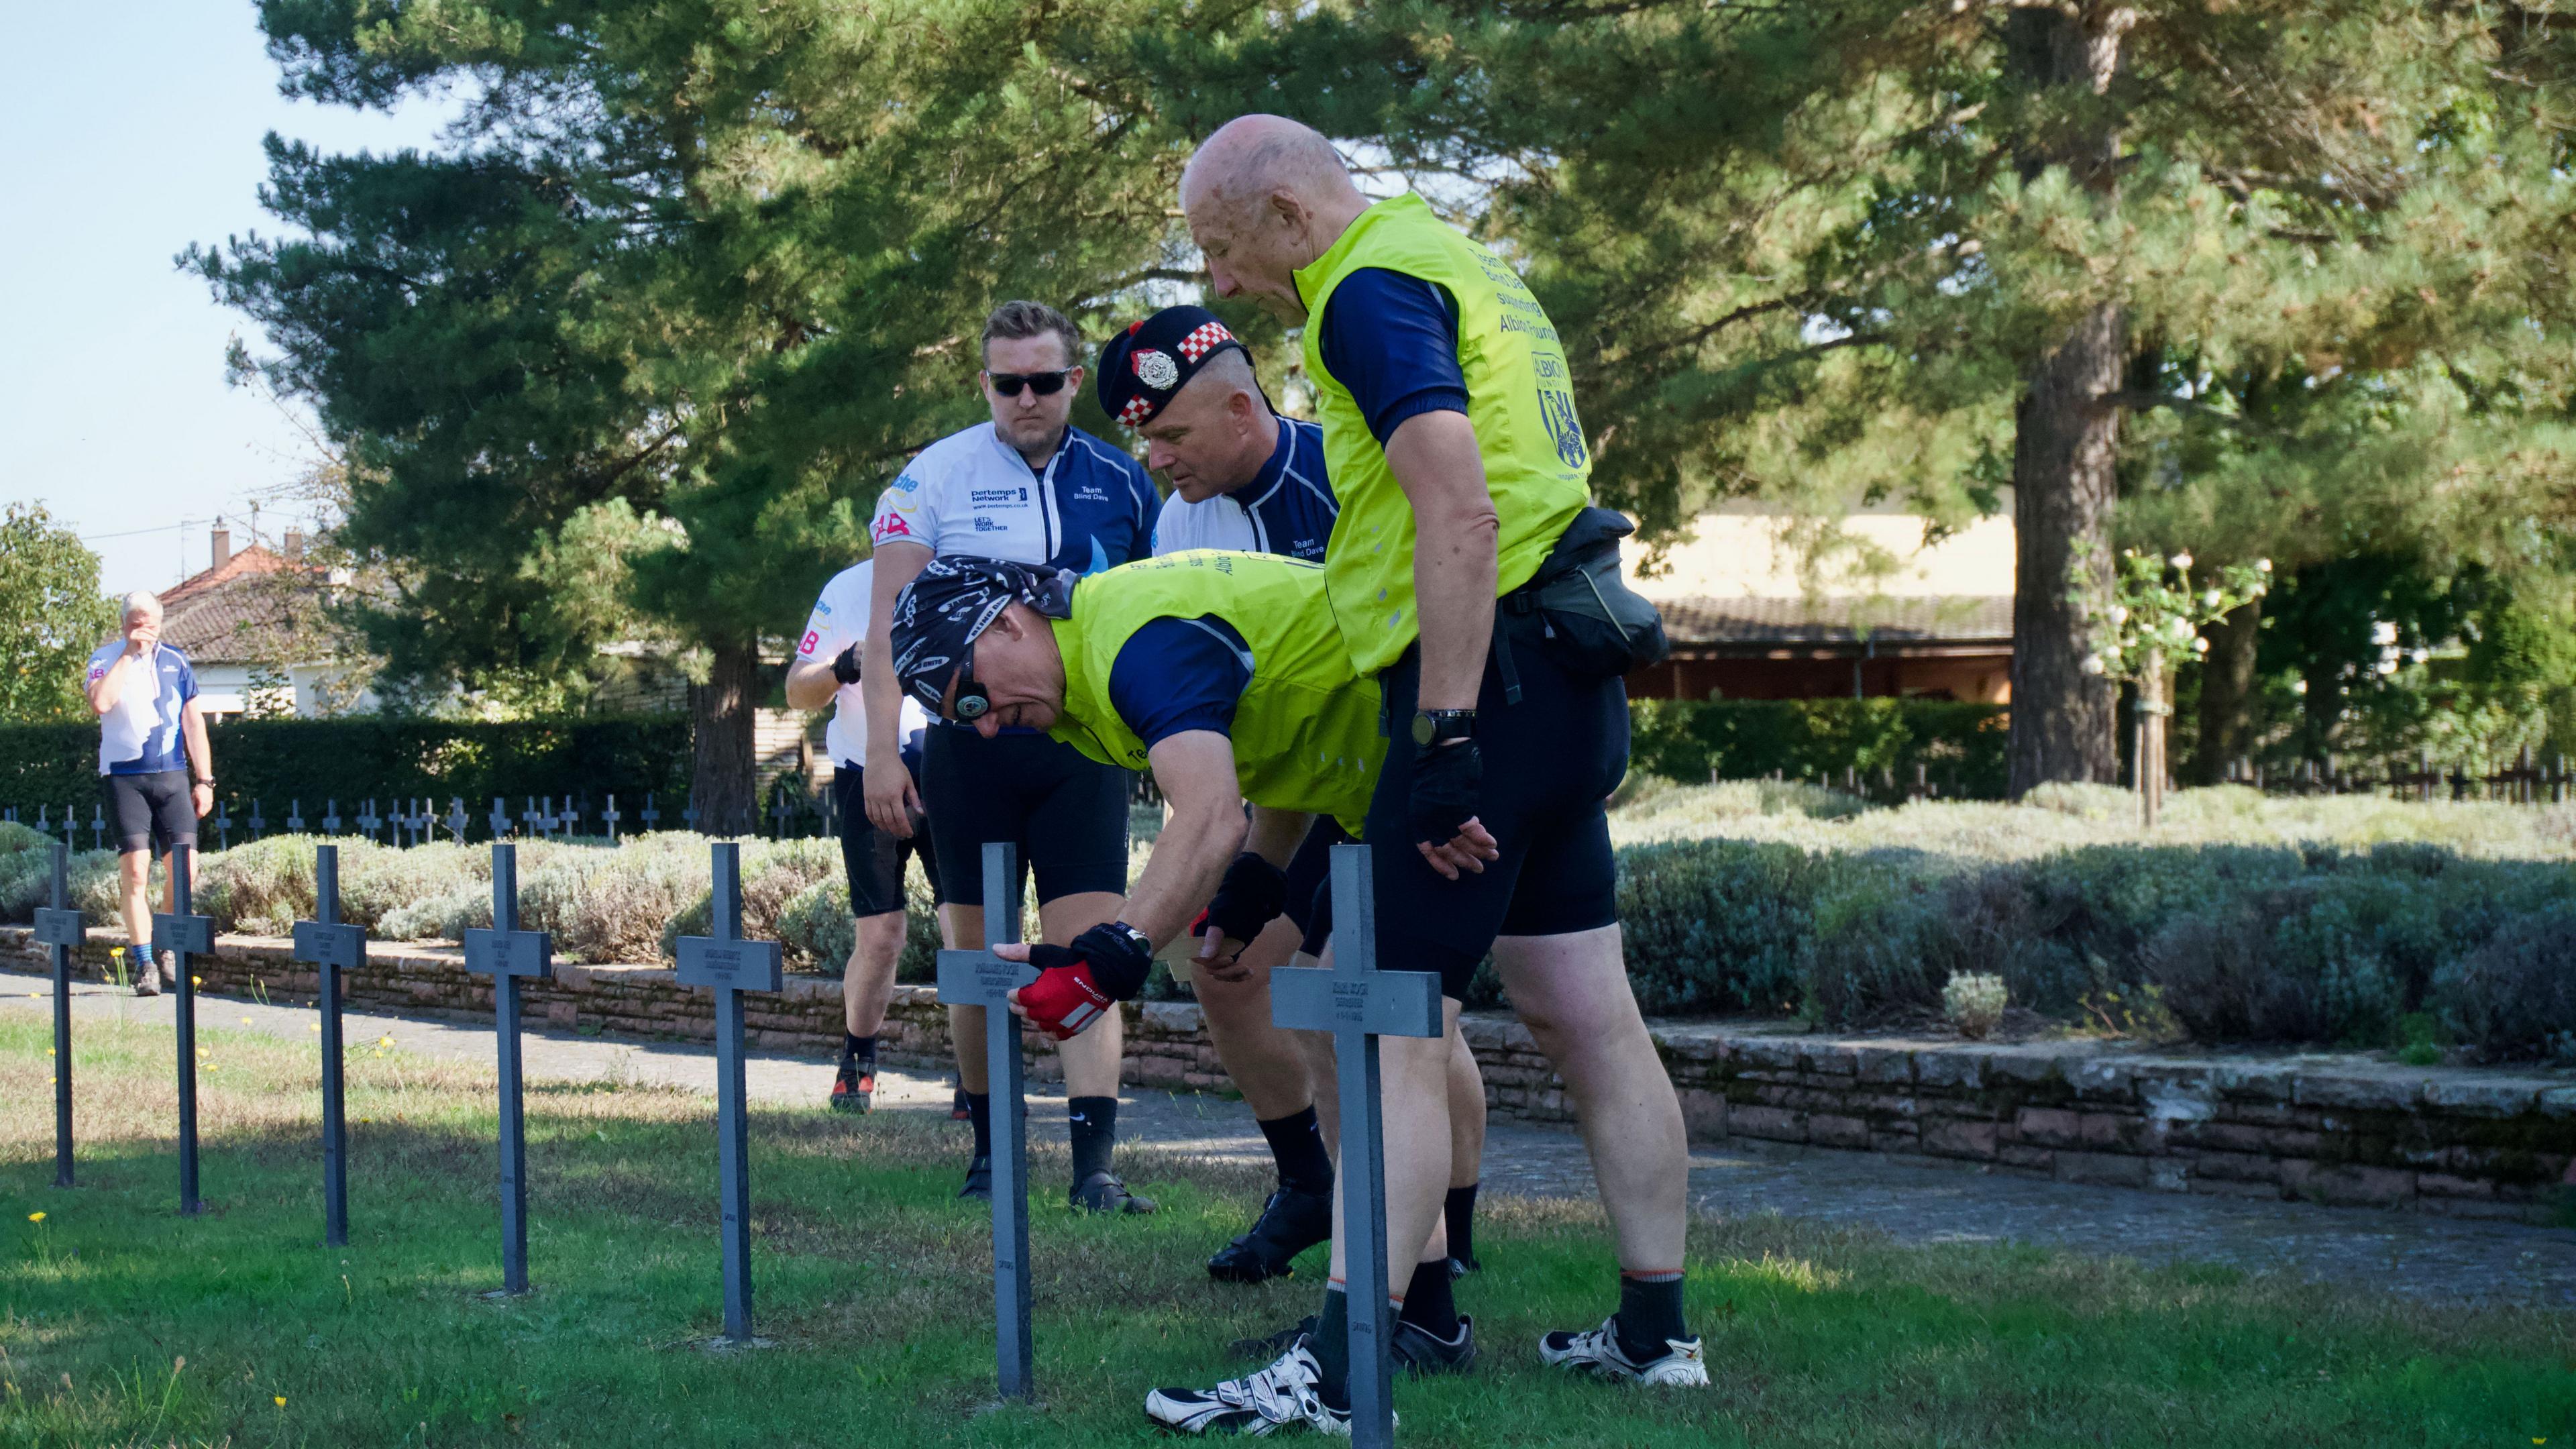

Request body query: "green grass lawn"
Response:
[1, 1018, 2571, 1448]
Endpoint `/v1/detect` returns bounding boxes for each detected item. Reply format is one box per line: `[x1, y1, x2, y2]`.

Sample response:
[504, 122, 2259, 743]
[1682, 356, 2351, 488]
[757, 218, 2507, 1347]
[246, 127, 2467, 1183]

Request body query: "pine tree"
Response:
[1147, 1, 2576, 791]
[194, 0, 1191, 828]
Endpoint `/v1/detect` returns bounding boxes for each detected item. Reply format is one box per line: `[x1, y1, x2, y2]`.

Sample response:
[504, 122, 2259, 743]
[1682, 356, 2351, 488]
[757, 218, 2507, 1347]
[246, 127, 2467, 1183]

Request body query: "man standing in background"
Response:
[859, 299, 1164, 1212]
[786, 555, 935, 1114]
[83, 590, 213, 997]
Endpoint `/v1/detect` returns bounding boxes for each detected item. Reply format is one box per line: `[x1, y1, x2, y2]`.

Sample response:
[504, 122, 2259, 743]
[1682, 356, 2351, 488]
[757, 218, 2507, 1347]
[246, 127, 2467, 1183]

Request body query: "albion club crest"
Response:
[1537, 384, 1589, 470]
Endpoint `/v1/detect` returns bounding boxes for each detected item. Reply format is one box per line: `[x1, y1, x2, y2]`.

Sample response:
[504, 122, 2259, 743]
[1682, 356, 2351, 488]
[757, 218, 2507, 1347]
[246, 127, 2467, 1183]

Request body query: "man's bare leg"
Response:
[116, 849, 154, 989]
[1191, 914, 1312, 1118]
[831, 908, 908, 1111]
[1493, 924, 1698, 1373]
[1443, 1026, 1489, 1270]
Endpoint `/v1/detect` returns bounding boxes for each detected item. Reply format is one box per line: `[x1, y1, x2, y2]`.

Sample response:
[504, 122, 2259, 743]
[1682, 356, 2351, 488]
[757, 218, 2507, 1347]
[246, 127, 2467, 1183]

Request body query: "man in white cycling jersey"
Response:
[857, 299, 1163, 1212]
[786, 557, 934, 1114]
[1099, 305, 1495, 1290]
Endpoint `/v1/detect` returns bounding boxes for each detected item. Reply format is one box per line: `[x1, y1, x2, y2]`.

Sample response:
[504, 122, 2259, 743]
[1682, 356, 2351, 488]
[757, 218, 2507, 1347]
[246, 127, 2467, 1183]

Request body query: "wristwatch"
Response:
[1410, 709, 1478, 747]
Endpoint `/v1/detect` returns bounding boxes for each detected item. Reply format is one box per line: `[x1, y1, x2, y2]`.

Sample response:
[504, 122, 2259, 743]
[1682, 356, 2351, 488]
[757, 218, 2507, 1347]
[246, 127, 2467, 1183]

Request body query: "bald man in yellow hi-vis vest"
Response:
[1126, 117, 1704, 1436]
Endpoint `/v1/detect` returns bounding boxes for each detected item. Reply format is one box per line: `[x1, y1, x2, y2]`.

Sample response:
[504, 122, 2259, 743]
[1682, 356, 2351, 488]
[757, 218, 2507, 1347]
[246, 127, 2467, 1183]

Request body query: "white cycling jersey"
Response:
[795, 559, 928, 768]
[869, 421, 1157, 574]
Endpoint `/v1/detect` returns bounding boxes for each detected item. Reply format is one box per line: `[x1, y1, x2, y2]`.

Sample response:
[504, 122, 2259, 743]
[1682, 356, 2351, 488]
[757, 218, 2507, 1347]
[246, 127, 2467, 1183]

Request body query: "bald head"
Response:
[1182, 115, 1372, 325]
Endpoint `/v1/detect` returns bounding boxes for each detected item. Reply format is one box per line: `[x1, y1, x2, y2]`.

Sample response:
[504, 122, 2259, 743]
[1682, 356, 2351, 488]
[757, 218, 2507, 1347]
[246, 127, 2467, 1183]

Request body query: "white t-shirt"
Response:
[796, 559, 927, 768]
[85, 641, 197, 775]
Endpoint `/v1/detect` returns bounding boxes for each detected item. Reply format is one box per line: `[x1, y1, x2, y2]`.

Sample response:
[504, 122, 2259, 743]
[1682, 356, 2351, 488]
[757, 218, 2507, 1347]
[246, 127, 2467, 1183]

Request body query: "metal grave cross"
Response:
[151, 844, 217, 1216]
[291, 845, 370, 1247]
[602, 794, 621, 844]
[89, 804, 106, 852]
[522, 797, 547, 839]
[1269, 844, 1444, 1449]
[287, 798, 307, 834]
[460, 843, 554, 1293]
[322, 798, 343, 835]
[447, 798, 470, 843]
[488, 797, 513, 840]
[213, 798, 233, 851]
[248, 798, 267, 841]
[557, 796, 584, 838]
[357, 799, 382, 839]
[674, 842, 784, 1343]
[33, 842, 85, 1187]
[932, 843, 1040, 1401]
[639, 792, 660, 832]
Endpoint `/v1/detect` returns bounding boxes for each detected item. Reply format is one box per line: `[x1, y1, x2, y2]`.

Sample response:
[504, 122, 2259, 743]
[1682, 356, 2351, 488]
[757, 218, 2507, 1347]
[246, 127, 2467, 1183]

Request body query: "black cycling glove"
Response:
[830, 643, 863, 686]
[1407, 739, 1482, 849]
[1194, 852, 1290, 947]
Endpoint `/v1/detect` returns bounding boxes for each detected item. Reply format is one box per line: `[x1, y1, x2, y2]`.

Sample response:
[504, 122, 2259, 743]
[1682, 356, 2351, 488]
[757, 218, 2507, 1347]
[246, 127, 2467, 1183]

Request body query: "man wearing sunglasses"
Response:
[860, 299, 1161, 1213]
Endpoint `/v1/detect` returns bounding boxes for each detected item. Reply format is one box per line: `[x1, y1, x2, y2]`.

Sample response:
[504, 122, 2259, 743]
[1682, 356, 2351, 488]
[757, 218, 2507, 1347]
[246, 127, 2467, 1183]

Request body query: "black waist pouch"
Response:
[1504, 506, 1670, 680]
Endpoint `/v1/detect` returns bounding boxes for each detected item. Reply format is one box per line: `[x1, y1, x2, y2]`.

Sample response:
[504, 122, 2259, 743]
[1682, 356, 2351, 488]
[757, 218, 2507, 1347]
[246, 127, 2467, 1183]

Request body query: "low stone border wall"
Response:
[9, 926, 2572, 1224]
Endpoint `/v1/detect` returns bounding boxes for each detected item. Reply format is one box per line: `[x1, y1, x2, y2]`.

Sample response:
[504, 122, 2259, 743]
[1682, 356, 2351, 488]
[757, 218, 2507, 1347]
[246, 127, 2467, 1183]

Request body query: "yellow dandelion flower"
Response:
[309, 1023, 320, 1033]
[191, 975, 203, 986]
[27, 1212, 44, 1224]
[378, 1034, 394, 1047]
[274, 1395, 288, 1408]
[241, 1016, 252, 1026]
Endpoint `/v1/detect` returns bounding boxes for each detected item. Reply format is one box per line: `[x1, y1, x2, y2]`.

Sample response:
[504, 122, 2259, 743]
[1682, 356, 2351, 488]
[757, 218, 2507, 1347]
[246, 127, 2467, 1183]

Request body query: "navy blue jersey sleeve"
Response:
[1106, 615, 1254, 748]
[1317, 268, 1470, 444]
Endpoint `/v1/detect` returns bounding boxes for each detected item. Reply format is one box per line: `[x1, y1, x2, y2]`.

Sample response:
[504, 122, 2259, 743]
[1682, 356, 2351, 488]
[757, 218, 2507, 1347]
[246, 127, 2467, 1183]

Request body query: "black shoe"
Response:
[829, 1067, 873, 1115]
[1226, 1314, 1478, 1375]
[1070, 1170, 1157, 1215]
[1447, 1252, 1482, 1279]
[958, 1153, 992, 1201]
[1206, 1185, 1334, 1283]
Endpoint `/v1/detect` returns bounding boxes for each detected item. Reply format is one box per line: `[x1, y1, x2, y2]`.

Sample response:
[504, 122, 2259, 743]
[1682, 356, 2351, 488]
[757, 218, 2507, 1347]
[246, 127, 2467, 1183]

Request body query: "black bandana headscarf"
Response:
[889, 555, 1077, 718]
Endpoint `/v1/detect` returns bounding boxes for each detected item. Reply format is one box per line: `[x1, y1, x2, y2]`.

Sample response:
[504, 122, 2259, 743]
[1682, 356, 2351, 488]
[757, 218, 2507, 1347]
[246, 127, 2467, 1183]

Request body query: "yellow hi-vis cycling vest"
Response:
[1047, 550, 1384, 832]
[1295, 193, 1592, 678]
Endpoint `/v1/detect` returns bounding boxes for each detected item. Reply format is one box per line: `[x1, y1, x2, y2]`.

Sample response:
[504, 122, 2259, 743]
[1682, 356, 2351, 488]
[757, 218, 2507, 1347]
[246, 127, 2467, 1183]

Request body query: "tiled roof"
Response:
[158, 547, 339, 665]
[1653, 594, 2014, 647]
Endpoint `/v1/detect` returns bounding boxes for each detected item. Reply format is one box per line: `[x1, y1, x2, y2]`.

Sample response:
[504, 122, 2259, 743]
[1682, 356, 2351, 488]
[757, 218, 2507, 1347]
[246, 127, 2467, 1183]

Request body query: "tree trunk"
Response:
[2008, 303, 2125, 794]
[2191, 600, 2261, 784]
[2003, 3, 2135, 798]
[690, 639, 759, 835]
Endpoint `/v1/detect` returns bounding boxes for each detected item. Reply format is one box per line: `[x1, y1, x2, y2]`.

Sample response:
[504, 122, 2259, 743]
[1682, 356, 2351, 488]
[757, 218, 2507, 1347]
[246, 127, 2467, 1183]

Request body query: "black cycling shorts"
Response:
[1283, 816, 1352, 959]
[833, 761, 939, 918]
[1364, 608, 1627, 998]
[920, 726, 1132, 908]
[105, 770, 196, 857]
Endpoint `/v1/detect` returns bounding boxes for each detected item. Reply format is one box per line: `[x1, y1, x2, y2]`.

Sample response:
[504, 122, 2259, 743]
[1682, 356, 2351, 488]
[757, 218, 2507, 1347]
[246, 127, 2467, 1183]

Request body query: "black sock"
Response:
[965, 1091, 991, 1160]
[1443, 1183, 1479, 1265]
[841, 1032, 875, 1073]
[1614, 1272, 1688, 1362]
[1396, 1257, 1458, 1338]
[1067, 1095, 1118, 1183]
[1258, 1106, 1334, 1196]
[1311, 1286, 1351, 1409]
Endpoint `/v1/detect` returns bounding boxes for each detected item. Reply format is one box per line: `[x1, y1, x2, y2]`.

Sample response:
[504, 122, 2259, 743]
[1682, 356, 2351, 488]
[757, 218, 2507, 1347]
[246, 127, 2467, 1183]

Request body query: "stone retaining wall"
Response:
[10, 926, 2572, 1224]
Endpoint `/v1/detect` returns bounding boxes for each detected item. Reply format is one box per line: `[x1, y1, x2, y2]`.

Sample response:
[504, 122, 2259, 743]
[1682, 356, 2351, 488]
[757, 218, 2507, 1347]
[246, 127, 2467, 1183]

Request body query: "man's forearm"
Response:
[89, 653, 131, 714]
[1387, 411, 1500, 711]
[1120, 799, 1248, 947]
[1244, 806, 1311, 867]
[184, 709, 212, 782]
[862, 543, 930, 759]
[784, 659, 838, 712]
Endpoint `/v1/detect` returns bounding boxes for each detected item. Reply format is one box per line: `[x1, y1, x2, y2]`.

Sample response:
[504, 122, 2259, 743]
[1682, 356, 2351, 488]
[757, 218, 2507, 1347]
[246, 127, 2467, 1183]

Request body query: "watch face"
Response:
[1411, 712, 1434, 746]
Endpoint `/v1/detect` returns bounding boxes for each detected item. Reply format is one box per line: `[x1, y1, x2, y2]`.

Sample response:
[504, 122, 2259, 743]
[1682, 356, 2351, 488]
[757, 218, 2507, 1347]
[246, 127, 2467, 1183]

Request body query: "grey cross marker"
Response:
[291, 845, 369, 1247]
[323, 798, 342, 835]
[33, 842, 83, 1188]
[639, 792, 660, 832]
[358, 799, 382, 839]
[248, 798, 267, 840]
[933, 843, 1040, 1401]
[288, 798, 307, 834]
[460, 843, 553, 1293]
[602, 794, 621, 844]
[675, 843, 784, 1343]
[447, 798, 469, 843]
[488, 797, 512, 840]
[151, 845, 217, 1216]
[1269, 845, 1444, 1449]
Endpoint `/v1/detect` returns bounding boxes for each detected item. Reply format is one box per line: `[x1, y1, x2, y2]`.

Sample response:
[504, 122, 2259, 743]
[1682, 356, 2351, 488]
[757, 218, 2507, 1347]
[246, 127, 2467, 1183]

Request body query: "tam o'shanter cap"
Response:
[1095, 305, 1248, 428]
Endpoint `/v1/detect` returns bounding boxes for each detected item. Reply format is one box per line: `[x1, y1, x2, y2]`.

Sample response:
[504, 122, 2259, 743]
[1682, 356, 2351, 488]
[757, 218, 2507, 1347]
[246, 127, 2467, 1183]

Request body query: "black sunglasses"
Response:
[987, 368, 1075, 397]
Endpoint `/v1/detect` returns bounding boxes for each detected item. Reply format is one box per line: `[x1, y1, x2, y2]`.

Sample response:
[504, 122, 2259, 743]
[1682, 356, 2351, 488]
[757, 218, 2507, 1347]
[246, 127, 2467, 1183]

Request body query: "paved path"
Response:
[7, 965, 2573, 1307]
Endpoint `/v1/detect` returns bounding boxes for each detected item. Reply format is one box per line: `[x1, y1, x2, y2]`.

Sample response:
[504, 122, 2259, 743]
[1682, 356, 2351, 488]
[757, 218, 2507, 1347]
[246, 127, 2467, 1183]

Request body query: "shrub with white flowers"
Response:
[2078, 549, 2271, 686]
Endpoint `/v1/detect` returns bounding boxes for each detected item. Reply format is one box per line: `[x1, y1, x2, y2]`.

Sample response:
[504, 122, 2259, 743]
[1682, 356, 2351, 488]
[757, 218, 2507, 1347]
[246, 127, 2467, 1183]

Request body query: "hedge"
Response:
[1627, 698, 2011, 798]
[0, 716, 692, 826]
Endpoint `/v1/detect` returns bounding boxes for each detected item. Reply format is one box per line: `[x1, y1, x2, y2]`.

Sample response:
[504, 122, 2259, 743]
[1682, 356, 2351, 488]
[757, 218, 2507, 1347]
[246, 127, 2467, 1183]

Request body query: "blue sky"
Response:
[1, 2, 456, 596]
